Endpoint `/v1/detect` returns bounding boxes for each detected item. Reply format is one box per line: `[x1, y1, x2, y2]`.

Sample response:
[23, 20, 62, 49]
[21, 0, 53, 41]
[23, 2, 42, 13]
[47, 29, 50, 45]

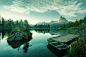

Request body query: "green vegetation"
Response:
[68, 37, 86, 57]
[61, 30, 77, 33]
[8, 28, 21, 38]
[8, 28, 30, 39]
[61, 30, 68, 32]
[59, 17, 86, 57]
[0, 17, 31, 30]
[69, 30, 77, 33]
[59, 18, 86, 29]
[34, 24, 50, 28]
[10, 28, 24, 34]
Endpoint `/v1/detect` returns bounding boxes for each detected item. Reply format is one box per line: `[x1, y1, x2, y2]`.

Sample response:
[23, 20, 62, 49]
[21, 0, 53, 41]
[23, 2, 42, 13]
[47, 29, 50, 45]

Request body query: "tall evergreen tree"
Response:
[24, 20, 30, 30]
[2, 17, 4, 26]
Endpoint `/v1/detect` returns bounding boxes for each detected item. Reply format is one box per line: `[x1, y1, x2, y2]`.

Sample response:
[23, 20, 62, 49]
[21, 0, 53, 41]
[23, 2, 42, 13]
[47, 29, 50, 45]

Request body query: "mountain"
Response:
[50, 16, 69, 27]
[35, 16, 69, 27]
[49, 21, 56, 25]
[36, 22, 49, 25]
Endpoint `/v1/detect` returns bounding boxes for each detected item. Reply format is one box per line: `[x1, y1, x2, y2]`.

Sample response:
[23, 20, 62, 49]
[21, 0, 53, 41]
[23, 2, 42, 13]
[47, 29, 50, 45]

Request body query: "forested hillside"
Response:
[59, 17, 86, 29]
[0, 17, 30, 30]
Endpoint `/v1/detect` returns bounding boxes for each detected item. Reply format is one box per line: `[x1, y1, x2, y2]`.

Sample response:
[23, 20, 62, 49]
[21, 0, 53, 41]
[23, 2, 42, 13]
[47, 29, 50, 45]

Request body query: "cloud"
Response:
[3, 0, 86, 18]
[0, 0, 14, 5]
[78, 9, 86, 14]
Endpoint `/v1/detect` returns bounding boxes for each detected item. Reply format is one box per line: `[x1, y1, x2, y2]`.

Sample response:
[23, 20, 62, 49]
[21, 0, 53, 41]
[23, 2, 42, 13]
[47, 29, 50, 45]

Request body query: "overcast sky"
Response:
[0, 0, 86, 24]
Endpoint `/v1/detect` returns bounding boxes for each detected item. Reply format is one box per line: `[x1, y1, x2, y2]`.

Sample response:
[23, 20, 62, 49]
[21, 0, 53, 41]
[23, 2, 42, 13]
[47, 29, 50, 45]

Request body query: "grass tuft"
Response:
[67, 37, 86, 57]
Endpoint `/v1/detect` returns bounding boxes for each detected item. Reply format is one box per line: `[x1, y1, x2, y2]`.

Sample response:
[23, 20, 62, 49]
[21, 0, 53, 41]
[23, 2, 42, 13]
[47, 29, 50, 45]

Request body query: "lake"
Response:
[0, 29, 68, 57]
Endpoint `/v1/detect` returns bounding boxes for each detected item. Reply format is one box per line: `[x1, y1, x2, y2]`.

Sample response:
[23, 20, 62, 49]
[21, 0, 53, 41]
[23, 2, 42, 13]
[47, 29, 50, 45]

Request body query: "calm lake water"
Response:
[0, 29, 68, 57]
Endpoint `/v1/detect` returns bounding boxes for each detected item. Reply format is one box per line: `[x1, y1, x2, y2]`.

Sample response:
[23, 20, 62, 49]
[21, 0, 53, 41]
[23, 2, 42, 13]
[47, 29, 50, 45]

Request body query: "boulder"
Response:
[7, 38, 32, 48]
[7, 31, 32, 41]
[7, 34, 15, 41]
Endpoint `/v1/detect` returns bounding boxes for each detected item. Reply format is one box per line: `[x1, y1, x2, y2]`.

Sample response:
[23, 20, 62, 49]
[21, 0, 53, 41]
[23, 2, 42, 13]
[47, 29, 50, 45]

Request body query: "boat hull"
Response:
[47, 39, 69, 52]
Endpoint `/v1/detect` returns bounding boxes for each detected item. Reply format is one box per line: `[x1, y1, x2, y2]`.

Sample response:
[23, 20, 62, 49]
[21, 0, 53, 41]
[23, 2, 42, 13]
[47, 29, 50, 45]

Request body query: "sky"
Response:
[0, 0, 86, 24]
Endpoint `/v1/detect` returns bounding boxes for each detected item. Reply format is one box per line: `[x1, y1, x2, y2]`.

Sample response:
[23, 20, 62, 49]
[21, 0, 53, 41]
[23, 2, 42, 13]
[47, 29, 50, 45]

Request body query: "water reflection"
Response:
[34, 29, 50, 34]
[23, 42, 30, 53]
[50, 29, 68, 36]
[7, 37, 32, 53]
[0, 29, 69, 40]
[0, 29, 68, 57]
[0, 29, 69, 56]
[34, 29, 68, 36]
[0, 29, 12, 40]
[46, 44, 67, 57]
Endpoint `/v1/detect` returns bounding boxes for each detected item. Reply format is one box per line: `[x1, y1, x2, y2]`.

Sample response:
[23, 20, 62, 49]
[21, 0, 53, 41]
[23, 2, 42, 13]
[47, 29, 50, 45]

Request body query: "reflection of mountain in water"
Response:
[34, 29, 68, 36]
[50, 29, 68, 36]
[7, 37, 32, 53]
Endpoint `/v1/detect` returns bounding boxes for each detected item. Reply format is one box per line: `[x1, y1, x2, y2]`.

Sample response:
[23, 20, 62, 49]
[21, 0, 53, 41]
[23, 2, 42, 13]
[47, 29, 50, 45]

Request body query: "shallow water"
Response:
[0, 29, 67, 57]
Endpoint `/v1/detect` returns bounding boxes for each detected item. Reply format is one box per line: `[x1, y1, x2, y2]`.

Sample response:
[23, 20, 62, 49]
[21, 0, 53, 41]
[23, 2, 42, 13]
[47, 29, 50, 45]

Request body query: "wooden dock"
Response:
[50, 34, 80, 44]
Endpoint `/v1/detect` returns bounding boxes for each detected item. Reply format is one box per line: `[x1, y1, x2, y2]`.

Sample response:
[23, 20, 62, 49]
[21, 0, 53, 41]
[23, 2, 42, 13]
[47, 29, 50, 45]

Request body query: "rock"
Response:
[7, 38, 32, 48]
[50, 16, 68, 27]
[15, 32, 20, 37]
[7, 31, 32, 41]
[15, 36, 22, 41]
[7, 34, 15, 41]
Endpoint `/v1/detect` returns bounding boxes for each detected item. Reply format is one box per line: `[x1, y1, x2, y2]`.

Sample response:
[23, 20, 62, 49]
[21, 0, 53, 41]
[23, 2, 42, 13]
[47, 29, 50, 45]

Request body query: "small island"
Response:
[7, 28, 32, 41]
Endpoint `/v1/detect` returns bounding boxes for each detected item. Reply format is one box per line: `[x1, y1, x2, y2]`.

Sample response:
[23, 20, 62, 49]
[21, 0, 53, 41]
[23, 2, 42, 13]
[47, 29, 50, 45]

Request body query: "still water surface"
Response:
[0, 29, 67, 57]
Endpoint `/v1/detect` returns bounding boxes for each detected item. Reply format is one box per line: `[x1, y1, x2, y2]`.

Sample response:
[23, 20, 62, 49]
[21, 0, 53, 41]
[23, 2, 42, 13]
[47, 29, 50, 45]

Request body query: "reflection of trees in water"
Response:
[0, 29, 12, 39]
[0, 33, 1, 41]
[34, 29, 68, 35]
[23, 42, 32, 53]
[7, 38, 32, 53]
[0, 28, 32, 53]
[34, 29, 50, 34]
[23, 42, 29, 53]
[2, 29, 5, 39]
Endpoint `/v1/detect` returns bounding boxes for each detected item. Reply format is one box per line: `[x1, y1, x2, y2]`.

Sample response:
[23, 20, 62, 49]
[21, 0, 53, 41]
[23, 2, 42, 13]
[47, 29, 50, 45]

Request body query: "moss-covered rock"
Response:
[7, 28, 32, 41]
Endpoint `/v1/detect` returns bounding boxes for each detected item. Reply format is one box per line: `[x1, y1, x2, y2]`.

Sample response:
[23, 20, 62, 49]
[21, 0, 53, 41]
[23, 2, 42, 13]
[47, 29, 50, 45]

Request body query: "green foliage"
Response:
[0, 17, 31, 29]
[8, 28, 29, 39]
[59, 17, 86, 29]
[24, 20, 30, 30]
[8, 28, 21, 38]
[67, 37, 86, 57]
[19, 20, 24, 26]
[34, 24, 50, 28]
[11, 28, 21, 34]
[84, 18, 86, 24]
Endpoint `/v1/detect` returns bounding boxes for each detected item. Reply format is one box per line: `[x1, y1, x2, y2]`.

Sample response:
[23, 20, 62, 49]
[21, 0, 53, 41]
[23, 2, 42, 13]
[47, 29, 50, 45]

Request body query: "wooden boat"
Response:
[47, 38, 69, 51]
[46, 44, 67, 56]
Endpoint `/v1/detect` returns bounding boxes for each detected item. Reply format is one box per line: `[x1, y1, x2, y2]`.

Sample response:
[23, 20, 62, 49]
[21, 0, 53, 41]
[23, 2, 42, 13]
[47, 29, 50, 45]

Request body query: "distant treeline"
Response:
[59, 18, 86, 29]
[0, 17, 30, 30]
[34, 24, 50, 28]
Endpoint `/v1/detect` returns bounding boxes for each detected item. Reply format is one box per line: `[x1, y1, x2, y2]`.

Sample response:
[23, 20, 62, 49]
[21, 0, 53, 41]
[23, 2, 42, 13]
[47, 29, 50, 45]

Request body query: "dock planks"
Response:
[51, 34, 79, 43]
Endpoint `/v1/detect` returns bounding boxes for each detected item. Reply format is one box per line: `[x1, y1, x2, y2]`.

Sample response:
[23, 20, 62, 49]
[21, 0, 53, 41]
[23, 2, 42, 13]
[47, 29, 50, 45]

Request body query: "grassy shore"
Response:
[67, 36, 86, 57]
[60, 26, 86, 57]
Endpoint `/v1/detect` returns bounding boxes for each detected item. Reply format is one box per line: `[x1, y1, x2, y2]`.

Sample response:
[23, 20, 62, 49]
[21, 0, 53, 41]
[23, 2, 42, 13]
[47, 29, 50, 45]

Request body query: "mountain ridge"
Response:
[50, 16, 69, 27]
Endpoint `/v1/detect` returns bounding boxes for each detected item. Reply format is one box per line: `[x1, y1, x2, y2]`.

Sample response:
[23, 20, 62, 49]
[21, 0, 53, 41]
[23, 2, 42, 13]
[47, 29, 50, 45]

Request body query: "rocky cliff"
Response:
[50, 16, 69, 27]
